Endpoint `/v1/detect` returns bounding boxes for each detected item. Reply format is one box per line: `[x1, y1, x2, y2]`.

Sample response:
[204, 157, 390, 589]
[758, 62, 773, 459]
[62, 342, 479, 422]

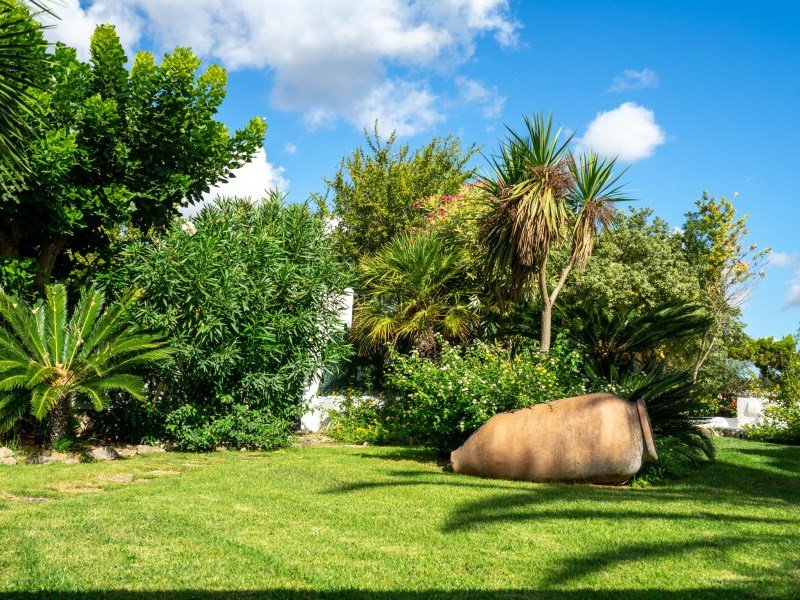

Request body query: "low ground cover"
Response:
[0, 438, 798, 598]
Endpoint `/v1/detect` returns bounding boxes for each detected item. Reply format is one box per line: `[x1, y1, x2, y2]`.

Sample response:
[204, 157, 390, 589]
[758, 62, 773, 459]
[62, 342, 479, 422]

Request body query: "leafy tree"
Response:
[315, 124, 478, 265]
[0, 283, 173, 445]
[113, 195, 352, 450]
[0, 18, 266, 289]
[558, 208, 703, 313]
[0, 1, 52, 187]
[729, 334, 797, 383]
[353, 231, 478, 356]
[480, 113, 630, 351]
[680, 192, 770, 380]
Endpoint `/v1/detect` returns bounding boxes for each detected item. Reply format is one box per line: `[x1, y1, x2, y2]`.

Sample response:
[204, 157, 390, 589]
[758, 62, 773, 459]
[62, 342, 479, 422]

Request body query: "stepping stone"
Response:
[104, 474, 134, 483]
[149, 469, 181, 475]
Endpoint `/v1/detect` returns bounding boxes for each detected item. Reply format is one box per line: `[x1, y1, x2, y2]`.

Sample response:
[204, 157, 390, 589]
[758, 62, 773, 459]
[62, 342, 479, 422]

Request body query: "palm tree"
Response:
[0, 0, 54, 188]
[353, 231, 478, 356]
[481, 112, 630, 351]
[0, 284, 173, 445]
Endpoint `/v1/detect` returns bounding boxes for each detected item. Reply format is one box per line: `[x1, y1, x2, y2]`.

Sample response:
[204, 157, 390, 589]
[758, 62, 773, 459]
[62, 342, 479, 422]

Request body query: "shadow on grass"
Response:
[0, 587, 796, 599]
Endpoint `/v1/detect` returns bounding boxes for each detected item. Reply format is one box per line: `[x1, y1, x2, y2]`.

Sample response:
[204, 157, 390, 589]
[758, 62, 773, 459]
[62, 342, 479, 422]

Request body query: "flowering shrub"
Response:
[747, 359, 800, 445]
[324, 395, 395, 445]
[382, 336, 588, 452]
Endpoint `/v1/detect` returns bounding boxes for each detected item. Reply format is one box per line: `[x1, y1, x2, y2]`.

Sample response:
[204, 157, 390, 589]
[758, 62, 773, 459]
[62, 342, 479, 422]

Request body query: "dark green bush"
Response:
[632, 435, 701, 486]
[108, 195, 352, 449]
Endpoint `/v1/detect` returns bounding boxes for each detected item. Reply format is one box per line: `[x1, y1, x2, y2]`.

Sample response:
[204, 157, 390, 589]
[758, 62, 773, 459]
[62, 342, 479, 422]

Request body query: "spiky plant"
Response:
[480, 113, 630, 351]
[565, 302, 716, 462]
[0, 1, 54, 188]
[562, 300, 713, 379]
[0, 283, 172, 445]
[353, 231, 478, 356]
[603, 360, 716, 461]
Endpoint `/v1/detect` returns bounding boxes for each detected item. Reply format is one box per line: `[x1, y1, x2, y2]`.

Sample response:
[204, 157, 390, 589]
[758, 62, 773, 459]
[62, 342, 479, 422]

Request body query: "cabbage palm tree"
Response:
[353, 232, 478, 356]
[481, 112, 630, 351]
[0, 284, 173, 445]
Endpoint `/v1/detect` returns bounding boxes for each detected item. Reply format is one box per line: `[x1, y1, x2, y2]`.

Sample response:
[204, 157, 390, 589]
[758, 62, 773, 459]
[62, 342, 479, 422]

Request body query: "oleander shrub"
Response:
[382, 336, 588, 452]
[108, 195, 352, 449]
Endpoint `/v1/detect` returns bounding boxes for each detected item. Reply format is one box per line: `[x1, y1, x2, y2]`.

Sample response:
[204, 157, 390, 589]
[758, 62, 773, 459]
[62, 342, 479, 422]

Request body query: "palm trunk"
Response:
[46, 395, 73, 448]
[538, 258, 552, 352]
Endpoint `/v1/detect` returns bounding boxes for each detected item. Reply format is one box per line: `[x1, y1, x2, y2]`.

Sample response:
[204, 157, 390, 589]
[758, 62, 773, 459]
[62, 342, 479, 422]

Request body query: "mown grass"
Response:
[0, 438, 798, 599]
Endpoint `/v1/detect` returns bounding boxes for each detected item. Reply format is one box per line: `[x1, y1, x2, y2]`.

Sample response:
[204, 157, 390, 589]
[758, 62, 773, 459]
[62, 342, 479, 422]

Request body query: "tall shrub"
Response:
[112, 195, 351, 449]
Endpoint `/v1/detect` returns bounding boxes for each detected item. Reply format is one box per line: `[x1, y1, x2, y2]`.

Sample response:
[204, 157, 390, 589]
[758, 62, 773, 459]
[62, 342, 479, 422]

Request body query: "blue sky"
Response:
[45, 1, 800, 340]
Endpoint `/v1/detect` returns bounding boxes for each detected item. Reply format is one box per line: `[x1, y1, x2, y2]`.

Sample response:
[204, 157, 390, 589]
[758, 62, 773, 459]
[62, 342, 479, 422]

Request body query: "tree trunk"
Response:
[46, 395, 73, 448]
[538, 257, 552, 352]
[35, 238, 66, 291]
[0, 227, 22, 257]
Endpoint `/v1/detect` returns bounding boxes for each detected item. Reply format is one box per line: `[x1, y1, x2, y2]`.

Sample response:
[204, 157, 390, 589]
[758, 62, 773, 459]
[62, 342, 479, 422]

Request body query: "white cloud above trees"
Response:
[42, 0, 519, 137]
[577, 102, 666, 162]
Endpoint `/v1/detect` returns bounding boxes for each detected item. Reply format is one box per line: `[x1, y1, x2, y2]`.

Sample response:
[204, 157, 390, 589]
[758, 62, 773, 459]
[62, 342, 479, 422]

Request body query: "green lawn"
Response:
[0, 438, 798, 599]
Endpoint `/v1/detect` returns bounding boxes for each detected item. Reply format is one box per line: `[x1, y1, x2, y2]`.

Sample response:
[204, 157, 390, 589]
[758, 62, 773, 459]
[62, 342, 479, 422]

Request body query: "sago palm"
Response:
[353, 232, 477, 356]
[0, 284, 173, 444]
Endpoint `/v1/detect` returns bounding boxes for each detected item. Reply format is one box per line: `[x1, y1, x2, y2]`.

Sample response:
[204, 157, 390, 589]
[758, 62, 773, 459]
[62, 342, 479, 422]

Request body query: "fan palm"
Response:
[353, 231, 478, 356]
[481, 113, 631, 351]
[0, 1, 54, 188]
[0, 283, 173, 445]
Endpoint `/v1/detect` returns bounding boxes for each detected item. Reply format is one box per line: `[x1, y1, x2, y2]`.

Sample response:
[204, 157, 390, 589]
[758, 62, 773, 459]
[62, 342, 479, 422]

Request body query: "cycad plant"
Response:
[353, 231, 478, 356]
[481, 113, 630, 351]
[563, 301, 716, 461]
[0, 284, 172, 445]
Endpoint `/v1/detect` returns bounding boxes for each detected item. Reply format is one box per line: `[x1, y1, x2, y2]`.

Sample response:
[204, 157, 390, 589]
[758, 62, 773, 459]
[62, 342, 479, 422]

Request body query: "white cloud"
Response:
[182, 147, 288, 215]
[456, 76, 506, 119]
[284, 143, 297, 155]
[785, 282, 800, 307]
[770, 252, 800, 268]
[42, 0, 519, 135]
[38, 0, 143, 60]
[577, 103, 666, 162]
[351, 80, 444, 137]
[608, 68, 659, 92]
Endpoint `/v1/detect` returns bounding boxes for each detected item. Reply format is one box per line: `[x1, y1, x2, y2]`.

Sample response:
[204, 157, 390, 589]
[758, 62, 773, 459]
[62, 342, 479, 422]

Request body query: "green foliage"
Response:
[559, 208, 703, 313]
[164, 403, 294, 452]
[324, 394, 394, 445]
[632, 435, 701, 486]
[0, 1, 50, 188]
[0, 283, 172, 440]
[680, 192, 770, 379]
[693, 349, 752, 417]
[353, 231, 478, 355]
[479, 114, 631, 351]
[113, 195, 352, 449]
[562, 301, 713, 379]
[747, 355, 800, 445]
[0, 22, 265, 288]
[316, 125, 478, 264]
[729, 334, 797, 382]
[383, 336, 588, 452]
